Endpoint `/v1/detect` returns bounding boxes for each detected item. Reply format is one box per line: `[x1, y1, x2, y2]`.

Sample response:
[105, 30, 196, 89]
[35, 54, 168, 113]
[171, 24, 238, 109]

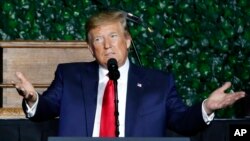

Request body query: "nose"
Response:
[104, 38, 112, 49]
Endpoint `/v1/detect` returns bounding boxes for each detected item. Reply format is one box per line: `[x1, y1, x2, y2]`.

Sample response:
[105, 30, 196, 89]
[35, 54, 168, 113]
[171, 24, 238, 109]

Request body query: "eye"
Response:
[93, 36, 103, 43]
[110, 33, 118, 38]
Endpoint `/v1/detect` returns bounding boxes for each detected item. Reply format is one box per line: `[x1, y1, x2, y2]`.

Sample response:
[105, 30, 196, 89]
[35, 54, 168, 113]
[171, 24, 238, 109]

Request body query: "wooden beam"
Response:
[0, 41, 88, 48]
[0, 83, 49, 88]
[0, 107, 25, 119]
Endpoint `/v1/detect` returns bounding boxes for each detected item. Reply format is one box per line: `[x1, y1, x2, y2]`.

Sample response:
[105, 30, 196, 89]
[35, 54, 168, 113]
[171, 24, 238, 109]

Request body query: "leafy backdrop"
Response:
[1, 0, 250, 118]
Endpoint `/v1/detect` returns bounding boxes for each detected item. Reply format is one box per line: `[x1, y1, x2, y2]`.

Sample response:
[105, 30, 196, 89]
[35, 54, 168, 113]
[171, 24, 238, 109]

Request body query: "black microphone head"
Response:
[107, 58, 118, 70]
[107, 58, 120, 80]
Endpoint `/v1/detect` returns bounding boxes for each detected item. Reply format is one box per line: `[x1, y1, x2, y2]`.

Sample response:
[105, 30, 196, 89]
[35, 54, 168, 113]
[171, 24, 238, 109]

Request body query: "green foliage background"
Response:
[1, 0, 250, 118]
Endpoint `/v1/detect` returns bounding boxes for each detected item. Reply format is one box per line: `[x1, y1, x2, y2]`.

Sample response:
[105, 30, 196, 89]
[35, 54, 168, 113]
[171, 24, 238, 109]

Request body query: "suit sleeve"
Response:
[23, 64, 64, 121]
[165, 74, 208, 136]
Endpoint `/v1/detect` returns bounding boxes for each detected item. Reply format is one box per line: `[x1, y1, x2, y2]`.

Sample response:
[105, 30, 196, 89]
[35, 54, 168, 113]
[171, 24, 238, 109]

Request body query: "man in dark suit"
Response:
[13, 10, 245, 137]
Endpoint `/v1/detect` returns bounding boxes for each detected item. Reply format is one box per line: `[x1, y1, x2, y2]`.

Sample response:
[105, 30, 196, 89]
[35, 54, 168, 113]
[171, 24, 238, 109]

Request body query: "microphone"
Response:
[126, 12, 142, 24]
[107, 58, 120, 136]
[107, 58, 120, 80]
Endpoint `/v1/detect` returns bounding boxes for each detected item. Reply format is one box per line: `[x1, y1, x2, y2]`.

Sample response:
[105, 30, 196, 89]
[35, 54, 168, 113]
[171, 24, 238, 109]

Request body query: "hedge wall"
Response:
[1, 0, 250, 118]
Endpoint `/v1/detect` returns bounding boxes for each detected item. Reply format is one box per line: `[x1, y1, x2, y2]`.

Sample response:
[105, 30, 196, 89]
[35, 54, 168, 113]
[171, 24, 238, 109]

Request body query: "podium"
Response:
[48, 137, 190, 141]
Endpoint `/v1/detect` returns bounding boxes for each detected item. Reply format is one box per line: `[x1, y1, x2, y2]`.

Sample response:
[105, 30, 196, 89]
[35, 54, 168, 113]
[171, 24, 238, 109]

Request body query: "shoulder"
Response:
[56, 61, 98, 72]
[130, 63, 175, 82]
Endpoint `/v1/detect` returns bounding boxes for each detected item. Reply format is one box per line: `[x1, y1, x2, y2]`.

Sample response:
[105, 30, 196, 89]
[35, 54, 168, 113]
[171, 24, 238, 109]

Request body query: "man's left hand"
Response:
[204, 82, 246, 115]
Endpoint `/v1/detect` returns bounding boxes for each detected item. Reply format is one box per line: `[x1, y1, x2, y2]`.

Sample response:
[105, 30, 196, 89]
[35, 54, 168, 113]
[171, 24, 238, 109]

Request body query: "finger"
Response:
[15, 72, 28, 83]
[24, 92, 36, 101]
[24, 93, 33, 100]
[26, 95, 33, 100]
[223, 92, 245, 106]
[232, 91, 246, 100]
[14, 84, 23, 92]
[16, 87, 28, 96]
[234, 91, 246, 95]
[218, 82, 231, 92]
[16, 88, 25, 96]
[11, 80, 15, 85]
[11, 80, 18, 88]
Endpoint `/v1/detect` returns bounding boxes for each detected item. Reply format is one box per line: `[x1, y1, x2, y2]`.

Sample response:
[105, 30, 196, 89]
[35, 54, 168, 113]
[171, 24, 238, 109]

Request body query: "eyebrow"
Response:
[109, 32, 118, 35]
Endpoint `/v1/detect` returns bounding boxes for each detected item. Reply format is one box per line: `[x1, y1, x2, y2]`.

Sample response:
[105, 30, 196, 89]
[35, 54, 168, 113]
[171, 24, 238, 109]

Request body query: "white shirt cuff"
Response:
[25, 92, 39, 118]
[202, 99, 215, 124]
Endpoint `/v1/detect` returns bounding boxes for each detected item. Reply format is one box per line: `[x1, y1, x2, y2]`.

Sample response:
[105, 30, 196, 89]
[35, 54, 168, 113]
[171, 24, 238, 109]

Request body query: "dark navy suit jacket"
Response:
[24, 61, 207, 137]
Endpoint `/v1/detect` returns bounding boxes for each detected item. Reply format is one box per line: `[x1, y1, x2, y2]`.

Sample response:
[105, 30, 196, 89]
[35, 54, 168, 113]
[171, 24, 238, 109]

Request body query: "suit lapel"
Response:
[125, 63, 146, 136]
[81, 61, 99, 136]
[80, 61, 147, 136]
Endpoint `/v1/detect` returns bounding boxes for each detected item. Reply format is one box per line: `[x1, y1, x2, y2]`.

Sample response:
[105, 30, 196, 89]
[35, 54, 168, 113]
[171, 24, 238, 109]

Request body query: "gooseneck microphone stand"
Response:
[107, 58, 120, 137]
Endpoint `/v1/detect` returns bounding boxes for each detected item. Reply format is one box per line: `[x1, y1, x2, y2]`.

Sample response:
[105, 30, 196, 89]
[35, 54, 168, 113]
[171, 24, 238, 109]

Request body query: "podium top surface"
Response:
[48, 137, 190, 141]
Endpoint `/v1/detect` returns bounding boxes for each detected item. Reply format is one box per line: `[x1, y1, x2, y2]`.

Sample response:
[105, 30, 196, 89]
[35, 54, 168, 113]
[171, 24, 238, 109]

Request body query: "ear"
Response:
[126, 35, 132, 49]
[87, 45, 95, 57]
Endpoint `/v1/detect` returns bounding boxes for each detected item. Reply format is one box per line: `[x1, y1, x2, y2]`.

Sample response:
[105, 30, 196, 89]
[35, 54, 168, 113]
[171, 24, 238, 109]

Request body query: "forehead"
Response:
[89, 22, 124, 35]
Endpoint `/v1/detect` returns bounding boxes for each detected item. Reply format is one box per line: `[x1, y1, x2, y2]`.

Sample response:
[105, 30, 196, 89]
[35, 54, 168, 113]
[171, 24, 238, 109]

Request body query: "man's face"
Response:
[88, 22, 131, 68]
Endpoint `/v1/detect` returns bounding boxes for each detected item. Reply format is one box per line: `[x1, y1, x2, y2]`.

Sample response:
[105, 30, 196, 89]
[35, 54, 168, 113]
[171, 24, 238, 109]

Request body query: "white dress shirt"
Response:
[92, 58, 129, 137]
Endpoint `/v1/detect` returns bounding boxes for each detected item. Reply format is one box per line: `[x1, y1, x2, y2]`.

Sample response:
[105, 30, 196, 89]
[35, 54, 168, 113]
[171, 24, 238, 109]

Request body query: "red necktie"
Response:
[99, 79, 116, 137]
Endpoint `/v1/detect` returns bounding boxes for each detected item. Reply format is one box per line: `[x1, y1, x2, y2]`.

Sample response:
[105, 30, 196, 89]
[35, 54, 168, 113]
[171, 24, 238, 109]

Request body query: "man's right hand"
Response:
[12, 72, 37, 107]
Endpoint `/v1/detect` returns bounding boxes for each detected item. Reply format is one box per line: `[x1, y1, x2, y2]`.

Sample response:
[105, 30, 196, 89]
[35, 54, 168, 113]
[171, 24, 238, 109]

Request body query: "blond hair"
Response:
[85, 10, 129, 42]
